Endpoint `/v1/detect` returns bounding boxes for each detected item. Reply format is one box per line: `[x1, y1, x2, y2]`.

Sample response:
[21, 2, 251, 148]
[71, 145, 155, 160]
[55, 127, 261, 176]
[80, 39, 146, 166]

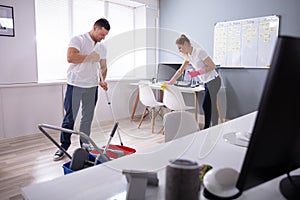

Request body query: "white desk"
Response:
[130, 82, 219, 123]
[22, 112, 290, 200]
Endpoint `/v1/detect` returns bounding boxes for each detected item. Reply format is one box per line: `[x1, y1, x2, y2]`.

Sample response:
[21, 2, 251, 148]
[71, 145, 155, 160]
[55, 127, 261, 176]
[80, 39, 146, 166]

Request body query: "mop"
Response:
[99, 70, 124, 146]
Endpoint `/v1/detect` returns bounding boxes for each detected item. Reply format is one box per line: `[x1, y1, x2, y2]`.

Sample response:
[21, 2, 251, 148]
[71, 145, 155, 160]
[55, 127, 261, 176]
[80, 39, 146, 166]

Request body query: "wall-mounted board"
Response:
[213, 15, 280, 68]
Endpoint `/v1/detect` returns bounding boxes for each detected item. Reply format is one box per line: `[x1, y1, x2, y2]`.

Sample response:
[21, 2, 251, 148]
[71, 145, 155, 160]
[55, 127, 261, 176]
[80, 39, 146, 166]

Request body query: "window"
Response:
[105, 2, 136, 79]
[35, 0, 70, 81]
[72, 0, 105, 36]
[35, 0, 152, 82]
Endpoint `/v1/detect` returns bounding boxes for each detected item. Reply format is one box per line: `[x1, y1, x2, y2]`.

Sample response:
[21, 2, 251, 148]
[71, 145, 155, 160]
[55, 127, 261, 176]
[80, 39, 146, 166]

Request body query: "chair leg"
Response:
[158, 107, 164, 119]
[161, 128, 165, 135]
[138, 108, 148, 128]
[151, 108, 155, 133]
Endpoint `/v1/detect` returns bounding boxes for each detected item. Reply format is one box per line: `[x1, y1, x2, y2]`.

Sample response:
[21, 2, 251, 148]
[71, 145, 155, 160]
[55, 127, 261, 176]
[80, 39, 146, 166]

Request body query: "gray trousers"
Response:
[60, 85, 98, 150]
[198, 76, 221, 129]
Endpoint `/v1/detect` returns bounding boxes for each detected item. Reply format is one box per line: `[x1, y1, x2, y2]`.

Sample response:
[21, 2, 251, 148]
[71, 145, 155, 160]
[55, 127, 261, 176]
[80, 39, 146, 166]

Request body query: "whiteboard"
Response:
[213, 15, 280, 68]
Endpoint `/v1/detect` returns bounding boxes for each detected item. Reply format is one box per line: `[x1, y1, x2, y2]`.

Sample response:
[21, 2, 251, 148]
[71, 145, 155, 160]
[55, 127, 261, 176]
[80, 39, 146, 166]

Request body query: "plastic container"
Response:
[90, 144, 136, 159]
[63, 154, 102, 175]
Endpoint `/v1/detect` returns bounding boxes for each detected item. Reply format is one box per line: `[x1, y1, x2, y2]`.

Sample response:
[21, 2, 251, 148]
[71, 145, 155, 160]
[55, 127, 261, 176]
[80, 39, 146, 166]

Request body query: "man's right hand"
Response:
[86, 51, 100, 62]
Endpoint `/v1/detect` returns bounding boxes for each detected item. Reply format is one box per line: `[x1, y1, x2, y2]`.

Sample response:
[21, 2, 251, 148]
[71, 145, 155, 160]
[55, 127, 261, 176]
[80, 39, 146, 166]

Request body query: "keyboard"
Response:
[174, 81, 191, 87]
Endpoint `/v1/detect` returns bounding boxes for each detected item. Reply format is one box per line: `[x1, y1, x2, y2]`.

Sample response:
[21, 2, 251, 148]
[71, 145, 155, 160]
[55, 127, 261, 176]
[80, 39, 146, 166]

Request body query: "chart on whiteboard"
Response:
[213, 15, 279, 68]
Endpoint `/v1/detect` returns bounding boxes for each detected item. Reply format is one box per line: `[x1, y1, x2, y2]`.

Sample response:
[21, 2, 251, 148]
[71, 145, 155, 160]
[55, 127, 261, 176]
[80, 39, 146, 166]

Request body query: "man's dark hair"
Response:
[94, 18, 110, 31]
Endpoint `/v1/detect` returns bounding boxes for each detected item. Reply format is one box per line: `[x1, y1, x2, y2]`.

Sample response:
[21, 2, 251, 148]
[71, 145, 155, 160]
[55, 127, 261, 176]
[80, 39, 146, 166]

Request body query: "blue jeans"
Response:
[60, 84, 98, 150]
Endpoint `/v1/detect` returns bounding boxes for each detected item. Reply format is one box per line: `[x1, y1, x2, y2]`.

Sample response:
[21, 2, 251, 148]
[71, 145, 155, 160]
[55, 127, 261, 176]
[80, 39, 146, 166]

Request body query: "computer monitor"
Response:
[156, 63, 198, 86]
[236, 36, 300, 199]
[156, 63, 182, 82]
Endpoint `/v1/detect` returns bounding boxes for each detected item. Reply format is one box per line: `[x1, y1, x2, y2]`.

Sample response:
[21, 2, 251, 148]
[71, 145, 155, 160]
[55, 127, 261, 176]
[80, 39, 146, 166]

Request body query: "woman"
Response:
[167, 34, 221, 129]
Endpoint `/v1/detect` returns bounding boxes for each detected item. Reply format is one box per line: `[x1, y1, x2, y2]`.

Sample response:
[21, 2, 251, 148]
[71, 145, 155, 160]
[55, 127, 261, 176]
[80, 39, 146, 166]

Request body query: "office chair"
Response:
[162, 84, 194, 111]
[137, 83, 164, 133]
[163, 111, 199, 142]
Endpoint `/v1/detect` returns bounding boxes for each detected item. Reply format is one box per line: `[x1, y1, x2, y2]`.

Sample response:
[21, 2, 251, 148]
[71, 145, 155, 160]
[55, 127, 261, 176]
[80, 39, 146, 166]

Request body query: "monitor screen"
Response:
[156, 63, 182, 82]
[236, 36, 300, 198]
[157, 63, 198, 83]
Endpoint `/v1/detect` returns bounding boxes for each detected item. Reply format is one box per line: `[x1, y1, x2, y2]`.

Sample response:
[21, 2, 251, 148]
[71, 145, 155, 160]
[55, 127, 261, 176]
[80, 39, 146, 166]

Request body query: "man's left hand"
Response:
[100, 81, 108, 91]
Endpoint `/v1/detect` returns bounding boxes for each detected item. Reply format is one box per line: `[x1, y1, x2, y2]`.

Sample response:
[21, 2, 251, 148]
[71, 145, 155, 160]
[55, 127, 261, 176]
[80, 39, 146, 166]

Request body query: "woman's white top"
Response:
[67, 32, 107, 88]
[185, 46, 218, 83]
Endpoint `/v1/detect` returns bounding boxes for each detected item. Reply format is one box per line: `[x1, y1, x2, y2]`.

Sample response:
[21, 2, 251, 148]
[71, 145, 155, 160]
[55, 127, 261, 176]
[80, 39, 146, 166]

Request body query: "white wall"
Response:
[0, 0, 38, 84]
[0, 90, 4, 137]
[0, 83, 63, 138]
[0, 80, 143, 138]
[159, 0, 300, 60]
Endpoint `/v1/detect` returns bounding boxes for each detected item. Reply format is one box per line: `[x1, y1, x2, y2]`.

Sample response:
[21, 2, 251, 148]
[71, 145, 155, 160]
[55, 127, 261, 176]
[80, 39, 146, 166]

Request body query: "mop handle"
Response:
[99, 71, 110, 104]
[105, 92, 111, 104]
[103, 122, 119, 154]
[99, 71, 124, 146]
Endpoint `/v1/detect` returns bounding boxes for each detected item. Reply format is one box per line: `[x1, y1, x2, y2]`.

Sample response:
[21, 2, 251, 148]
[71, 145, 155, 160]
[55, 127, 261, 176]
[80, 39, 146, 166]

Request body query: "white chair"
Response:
[137, 83, 164, 133]
[163, 84, 194, 111]
[163, 111, 199, 142]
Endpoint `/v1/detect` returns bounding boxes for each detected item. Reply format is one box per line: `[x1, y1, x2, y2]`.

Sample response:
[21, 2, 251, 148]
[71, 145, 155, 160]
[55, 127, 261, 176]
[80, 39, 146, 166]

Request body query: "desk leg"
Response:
[159, 90, 163, 102]
[131, 91, 139, 121]
[194, 91, 198, 123]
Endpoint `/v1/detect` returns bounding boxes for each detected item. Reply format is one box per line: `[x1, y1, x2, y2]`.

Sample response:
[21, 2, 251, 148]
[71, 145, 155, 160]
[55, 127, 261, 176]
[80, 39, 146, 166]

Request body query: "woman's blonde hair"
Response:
[176, 34, 190, 45]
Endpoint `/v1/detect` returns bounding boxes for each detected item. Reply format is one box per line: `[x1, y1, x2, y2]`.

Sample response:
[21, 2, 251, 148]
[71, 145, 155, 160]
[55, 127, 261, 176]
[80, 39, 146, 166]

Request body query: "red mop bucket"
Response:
[91, 144, 136, 159]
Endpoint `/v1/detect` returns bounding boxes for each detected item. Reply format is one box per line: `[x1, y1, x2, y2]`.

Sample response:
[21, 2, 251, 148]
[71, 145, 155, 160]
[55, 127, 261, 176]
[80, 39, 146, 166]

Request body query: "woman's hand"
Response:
[188, 69, 206, 78]
[165, 78, 176, 85]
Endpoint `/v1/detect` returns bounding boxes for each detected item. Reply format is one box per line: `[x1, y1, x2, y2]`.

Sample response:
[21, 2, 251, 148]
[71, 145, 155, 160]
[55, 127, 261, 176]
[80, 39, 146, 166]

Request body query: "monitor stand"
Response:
[279, 175, 300, 199]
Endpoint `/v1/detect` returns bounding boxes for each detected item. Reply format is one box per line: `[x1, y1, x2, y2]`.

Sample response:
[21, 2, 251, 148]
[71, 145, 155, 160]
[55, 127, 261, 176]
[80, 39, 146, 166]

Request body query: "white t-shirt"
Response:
[185, 47, 218, 83]
[67, 32, 107, 88]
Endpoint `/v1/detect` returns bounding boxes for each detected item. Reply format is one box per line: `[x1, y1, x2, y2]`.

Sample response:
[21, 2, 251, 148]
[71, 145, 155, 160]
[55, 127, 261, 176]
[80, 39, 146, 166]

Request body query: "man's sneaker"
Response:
[82, 143, 95, 152]
[53, 149, 65, 161]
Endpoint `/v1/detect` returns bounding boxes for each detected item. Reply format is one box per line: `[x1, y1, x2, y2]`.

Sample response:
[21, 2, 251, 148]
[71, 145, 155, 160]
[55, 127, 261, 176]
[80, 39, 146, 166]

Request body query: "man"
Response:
[53, 18, 110, 161]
